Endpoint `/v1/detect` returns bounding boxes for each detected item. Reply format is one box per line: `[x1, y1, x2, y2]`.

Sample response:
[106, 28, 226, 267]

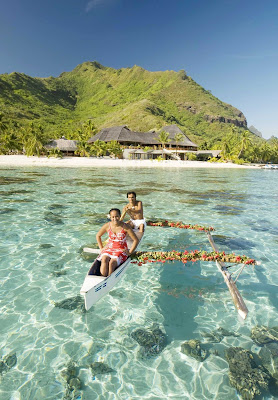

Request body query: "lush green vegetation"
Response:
[208, 128, 278, 164]
[0, 61, 277, 162]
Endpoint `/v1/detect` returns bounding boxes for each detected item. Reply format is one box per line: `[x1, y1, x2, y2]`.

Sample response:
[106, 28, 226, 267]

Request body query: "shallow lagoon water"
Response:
[0, 166, 278, 399]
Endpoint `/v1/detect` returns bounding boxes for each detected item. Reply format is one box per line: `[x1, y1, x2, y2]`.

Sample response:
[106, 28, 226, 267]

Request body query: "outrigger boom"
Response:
[206, 232, 248, 320]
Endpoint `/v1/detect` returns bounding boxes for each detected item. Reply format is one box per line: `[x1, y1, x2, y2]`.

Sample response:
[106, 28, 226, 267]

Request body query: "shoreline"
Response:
[0, 155, 260, 169]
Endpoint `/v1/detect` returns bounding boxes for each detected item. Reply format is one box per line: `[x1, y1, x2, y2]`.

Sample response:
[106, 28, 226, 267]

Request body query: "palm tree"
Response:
[83, 119, 97, 139]
[259, 143, 272, 163]
[155, 130, 171, 160]
[246, 143, 260, 163]
[75, 141, 91, 157]
[269, 138, 278, 163]
[74, 127, 92, 157]
[0, 130, 20, 154]
[155, 130, 170, 149]
[221, 137, 231, 159]
[0, 117, 21, 154]
[155, 130, 171, 159]
[237, 130, 252, 159]
[20, 123, 45, 156]
[106, 140, 122, 158]
[92, 140, 106, 157]
[0, 113, 8, 134]
[47, 147, 63, 158]
[174, 133, 184, 156]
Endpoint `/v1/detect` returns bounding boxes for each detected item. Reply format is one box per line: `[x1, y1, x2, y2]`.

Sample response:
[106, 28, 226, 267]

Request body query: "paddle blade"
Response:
[83, 247, 100, 254]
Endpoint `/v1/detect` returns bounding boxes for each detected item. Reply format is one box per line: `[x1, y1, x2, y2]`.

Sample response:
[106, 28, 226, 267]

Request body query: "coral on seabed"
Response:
[226, 346, 271, 400]
[60, 361, 82, 400]
[0, 353, 17, 375]
[259, 342, 278, 373]
[44, 211, 64, 224]
[250, 325, 278, 345]
[131, 324, 167, 357]
[201, 327, 239, 343]
[259, 342, 278, 396]
[54, 295, 86, 313]
[90, 362, 115, 375]
[180, 339, 207, 361]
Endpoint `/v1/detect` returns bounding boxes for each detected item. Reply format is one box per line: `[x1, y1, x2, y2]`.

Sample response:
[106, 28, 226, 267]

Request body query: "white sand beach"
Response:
[0, 155, 260, 169]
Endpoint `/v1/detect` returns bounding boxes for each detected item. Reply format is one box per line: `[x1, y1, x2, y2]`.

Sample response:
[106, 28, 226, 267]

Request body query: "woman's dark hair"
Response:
[127, 191, 136, 198]
[109, 208, 121, 216]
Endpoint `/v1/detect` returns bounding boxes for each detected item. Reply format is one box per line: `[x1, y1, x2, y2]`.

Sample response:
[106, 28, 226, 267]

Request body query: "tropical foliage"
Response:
[206, 127, 278, 164]
[155, 130, 170, 149]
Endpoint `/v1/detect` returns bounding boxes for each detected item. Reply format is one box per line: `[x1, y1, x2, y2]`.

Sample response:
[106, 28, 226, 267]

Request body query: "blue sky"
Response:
[1, 0, 277, 139]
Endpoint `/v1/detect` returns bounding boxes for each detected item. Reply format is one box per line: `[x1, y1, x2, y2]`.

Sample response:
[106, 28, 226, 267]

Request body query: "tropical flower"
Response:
[147, 220, 215, 232]
[131, 250, 256, 266]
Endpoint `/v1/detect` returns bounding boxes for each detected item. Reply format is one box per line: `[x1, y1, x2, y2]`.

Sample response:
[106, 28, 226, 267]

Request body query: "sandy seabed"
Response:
[0, 155, 259, 169]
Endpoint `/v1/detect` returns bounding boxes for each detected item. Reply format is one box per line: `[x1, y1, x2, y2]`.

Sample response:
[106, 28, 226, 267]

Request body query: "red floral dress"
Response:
[98, 224, 128, 266]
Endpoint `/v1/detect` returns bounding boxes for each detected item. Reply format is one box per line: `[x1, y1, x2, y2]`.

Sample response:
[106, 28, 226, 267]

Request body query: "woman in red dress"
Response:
[96, 208, 139, 277]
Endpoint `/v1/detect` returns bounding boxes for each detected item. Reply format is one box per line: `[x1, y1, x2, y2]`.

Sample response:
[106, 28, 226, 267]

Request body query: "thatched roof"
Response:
[88, 126, 142, 143]
[160, 125, 198, 148]
[89, 125, 198, 148]
[45, 138, 78, 151]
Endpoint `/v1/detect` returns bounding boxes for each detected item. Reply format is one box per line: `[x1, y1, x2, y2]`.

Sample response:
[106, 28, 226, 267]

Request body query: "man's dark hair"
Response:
[109, 208, 121, 216]
[127, 191, 136, 198]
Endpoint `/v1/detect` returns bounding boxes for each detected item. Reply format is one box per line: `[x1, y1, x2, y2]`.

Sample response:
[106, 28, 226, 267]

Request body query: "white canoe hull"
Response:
[80, 258, 131, 311]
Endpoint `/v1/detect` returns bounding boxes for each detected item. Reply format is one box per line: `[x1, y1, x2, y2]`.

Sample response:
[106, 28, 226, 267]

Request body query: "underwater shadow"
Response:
[153, 230, 206, 341]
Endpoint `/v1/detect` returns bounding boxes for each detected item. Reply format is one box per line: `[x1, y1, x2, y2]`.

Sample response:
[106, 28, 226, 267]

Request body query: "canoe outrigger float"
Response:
[81, 220, 257, 319]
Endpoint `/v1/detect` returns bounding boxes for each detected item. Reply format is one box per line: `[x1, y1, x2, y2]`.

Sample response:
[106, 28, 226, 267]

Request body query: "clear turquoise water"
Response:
[0, 166, 277, 400]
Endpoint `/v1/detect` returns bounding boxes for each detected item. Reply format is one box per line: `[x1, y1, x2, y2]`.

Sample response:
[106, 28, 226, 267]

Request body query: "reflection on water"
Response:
[0, 166, 277, 399]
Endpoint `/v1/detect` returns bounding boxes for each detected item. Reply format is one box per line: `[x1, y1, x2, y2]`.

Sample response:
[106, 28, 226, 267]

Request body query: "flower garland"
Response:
[147, 220, 215, 232]
[131, 250, 256, 266]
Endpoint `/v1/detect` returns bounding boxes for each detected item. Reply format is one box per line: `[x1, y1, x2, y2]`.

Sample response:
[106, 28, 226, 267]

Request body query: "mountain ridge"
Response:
[0, 61, 248, 144]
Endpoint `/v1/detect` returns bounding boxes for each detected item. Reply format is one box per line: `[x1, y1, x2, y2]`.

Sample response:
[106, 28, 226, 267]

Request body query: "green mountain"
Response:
[0, 61, 248, 144]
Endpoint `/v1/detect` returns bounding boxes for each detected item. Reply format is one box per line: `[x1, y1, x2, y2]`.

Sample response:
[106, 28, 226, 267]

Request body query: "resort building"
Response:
[88, 124, 202, 160]
[45, 137, 77, 156]
[88, 124, 197, 149]
[46, 125, 221, 161]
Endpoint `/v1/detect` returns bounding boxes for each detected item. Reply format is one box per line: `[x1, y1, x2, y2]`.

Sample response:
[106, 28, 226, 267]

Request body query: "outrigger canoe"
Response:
[80, 232, 143, 311]
[80, 219, 256, 319]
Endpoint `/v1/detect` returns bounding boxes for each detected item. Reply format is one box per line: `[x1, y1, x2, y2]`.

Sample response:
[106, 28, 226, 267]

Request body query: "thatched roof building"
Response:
[45, 137, 78, 153]
[88, 125, 198, 150]
[196, 150, 221, 159]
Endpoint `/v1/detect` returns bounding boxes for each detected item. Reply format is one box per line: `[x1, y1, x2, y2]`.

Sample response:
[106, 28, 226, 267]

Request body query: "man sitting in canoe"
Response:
[120, 191, 146, 237]
[96, 208, 139, 277]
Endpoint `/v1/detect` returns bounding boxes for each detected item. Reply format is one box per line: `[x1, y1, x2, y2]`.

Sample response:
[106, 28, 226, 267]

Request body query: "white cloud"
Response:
[85, 0, 107, 12]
